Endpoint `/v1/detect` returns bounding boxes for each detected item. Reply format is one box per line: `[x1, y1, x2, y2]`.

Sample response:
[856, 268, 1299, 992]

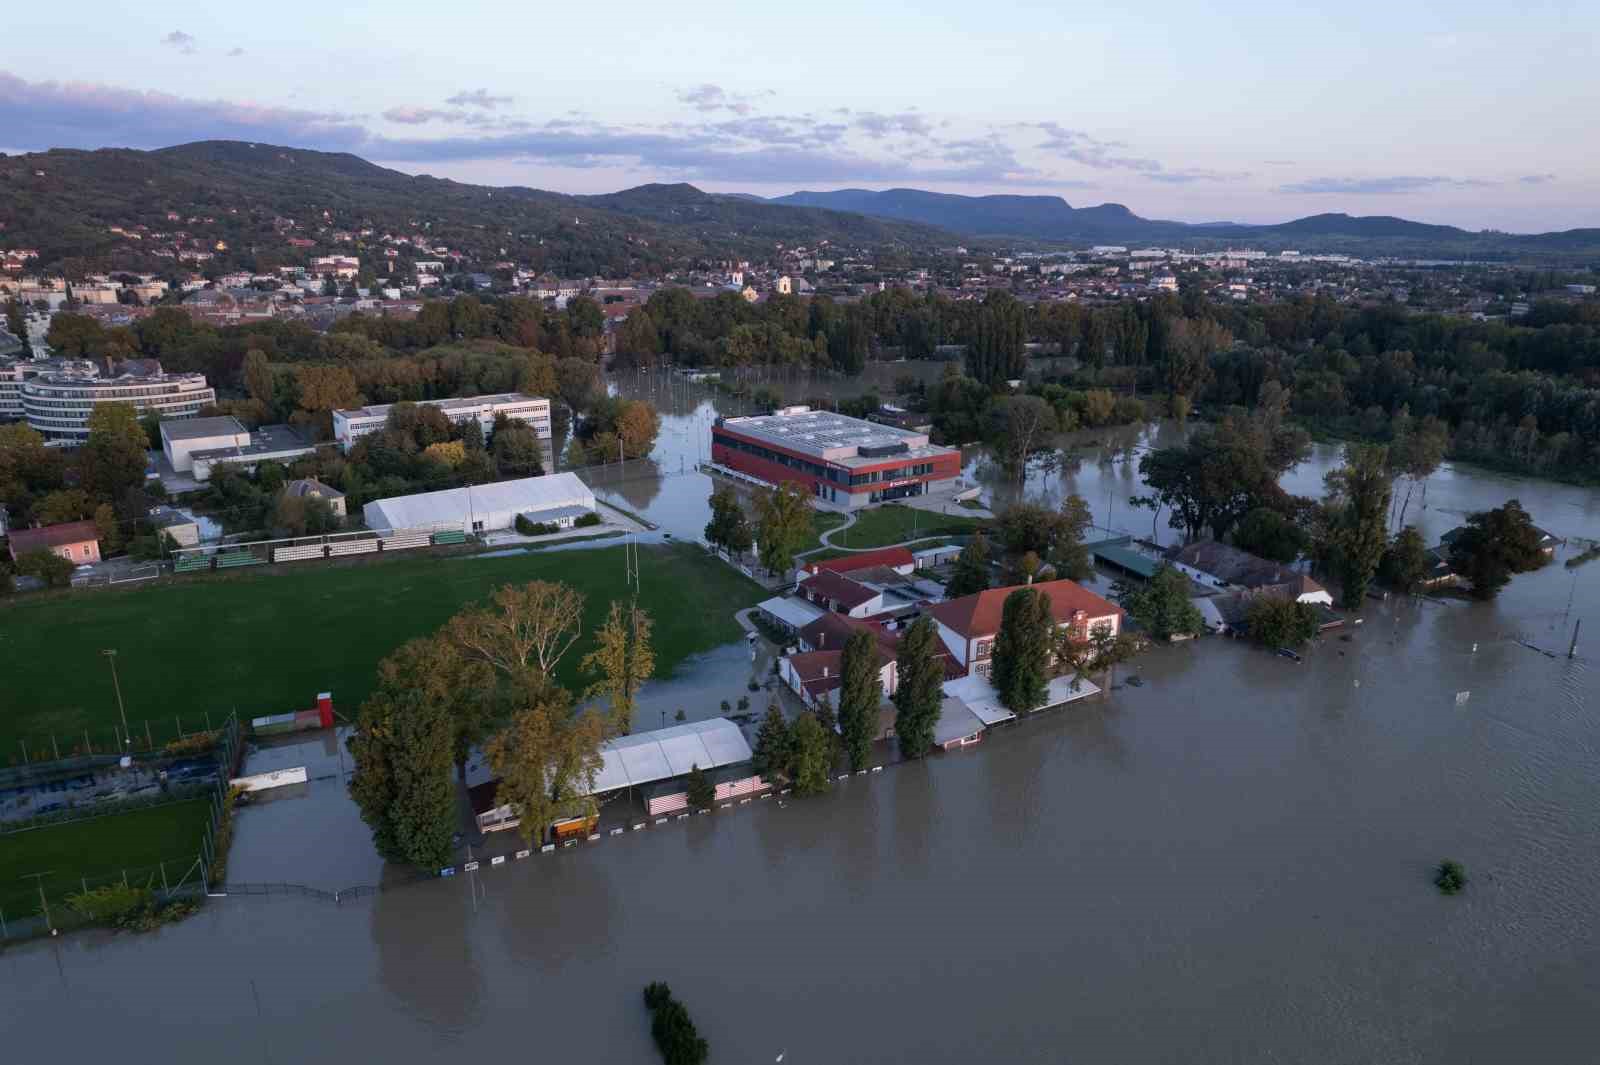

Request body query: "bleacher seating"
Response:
[430, 530, 468, 545]
[271, 544, 326, 563]
[173, 555, 212, 573]
[215, 552, 264, 569]
[380, 533, 432, 552]
[328, 539, 379, 557]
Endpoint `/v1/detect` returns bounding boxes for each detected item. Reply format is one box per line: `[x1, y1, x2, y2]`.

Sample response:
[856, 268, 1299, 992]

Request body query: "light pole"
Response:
[103, 649, 130, 753]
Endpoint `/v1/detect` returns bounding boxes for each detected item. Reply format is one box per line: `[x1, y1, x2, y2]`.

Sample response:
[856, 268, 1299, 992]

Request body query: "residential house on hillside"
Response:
[925, 579, 1124, 680]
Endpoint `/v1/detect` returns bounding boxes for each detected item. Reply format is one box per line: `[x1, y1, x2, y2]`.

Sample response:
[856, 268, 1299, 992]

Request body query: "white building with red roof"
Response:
[924, 579, 1124, 680]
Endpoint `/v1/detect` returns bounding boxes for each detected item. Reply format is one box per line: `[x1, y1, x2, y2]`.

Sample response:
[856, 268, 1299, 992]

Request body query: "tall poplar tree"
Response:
[991, 587, 1053, 714]
[1325, 444, 1393, 608]
[892, 617, 944, 759]
[837, 629, 880, 771]
[582, 600, 656, 736]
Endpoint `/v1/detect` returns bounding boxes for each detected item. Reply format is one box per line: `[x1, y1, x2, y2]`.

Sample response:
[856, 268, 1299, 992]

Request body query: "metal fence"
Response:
[7, 710, 232, 770]
[1, 715, 242, 943]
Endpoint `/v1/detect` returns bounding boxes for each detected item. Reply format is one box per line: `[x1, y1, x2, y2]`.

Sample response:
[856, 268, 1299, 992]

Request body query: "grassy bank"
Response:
[0, 543, 764, 757]
[0, 800, 212, 917]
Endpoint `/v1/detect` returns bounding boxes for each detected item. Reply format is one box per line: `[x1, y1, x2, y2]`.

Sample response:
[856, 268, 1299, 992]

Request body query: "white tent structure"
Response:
[588, 718, 753, 795]
[362, 472, 596, 534]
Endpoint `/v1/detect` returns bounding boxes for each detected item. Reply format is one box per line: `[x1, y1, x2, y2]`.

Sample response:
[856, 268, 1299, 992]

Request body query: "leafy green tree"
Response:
[983, 394, 1057, 478]
[1231, 506, 1307, 563]
[751, 702, 793, 780]
[482, 688, 604, 846]
[837, 629, 880, 771]
[703, 486, 753, 555]
[787, 711, 832, 796]
[1449, 499, 1547, 600]
[892, 617, 944, 759]
[991, 587, 1053, 714]
[944, 532, 992, 598]
[642, 982, 709, 1065]
[965, 290, 1026, 387]
[34, 488, 95, 524]
[685, 764, 715, 809]
[555, 356, 600, 416]
[1244, 596, 1319, 648]
[754, 482, 814, 576]
[79, 403, 151, 503]
[1324, 444, 1393, 607]
[1378, 526, 1430, 593]
[15, 549, 77, 587]
[994, 496, 1092, 580]
[582, 600, 655, 736]
[491, 418, 545, 477]
[1115, 564, 1204, 640]
[347, 685, 458, 870]
[459, 418, 485, 453]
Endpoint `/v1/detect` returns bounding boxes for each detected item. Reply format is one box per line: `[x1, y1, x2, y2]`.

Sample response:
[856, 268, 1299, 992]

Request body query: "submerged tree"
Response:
[1449, 499, 1547, 600]
[1114, 564, 1204, 641]
[484, 687, 604, 846]
[750, 702, 793, 780]
[788, 712, 833, 796]
[1324, 444, 1393, 608]
[348, 686, 458, 870]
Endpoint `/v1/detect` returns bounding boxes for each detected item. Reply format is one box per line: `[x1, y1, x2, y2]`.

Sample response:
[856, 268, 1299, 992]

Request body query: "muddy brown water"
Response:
[3, 368, 1597, 1062]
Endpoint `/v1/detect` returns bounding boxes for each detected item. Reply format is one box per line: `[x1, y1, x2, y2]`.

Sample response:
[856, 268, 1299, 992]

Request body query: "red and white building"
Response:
[925, 579, 1124, 680]
[711, 406, 961, 510]
[7, 520, 101, 565]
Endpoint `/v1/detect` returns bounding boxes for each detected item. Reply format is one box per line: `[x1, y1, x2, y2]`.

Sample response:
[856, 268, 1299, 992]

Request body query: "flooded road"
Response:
[4, 365, 1597, 1063]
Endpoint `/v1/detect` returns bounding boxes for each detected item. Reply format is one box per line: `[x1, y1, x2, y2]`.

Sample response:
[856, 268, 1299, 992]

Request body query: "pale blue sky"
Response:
[5, 0, 1597, 231]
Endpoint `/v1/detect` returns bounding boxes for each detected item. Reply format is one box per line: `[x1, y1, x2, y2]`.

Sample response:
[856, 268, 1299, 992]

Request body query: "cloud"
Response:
[676, 83, 770, 115]
[1032, 121, 1162, 174]
[853, 111, 935, 139]
[383, 106, 461, 126]
[0, 70, 1198, 193]
[0, 71, 367, 152]
[1279, 175, 1493, 194]
[227, 47, 245, 57]
[1144, 167, 1251, 184]
[1519, 173, 1556, 185]
[445, 89, 512, 109]
[161, 30, 197, 54]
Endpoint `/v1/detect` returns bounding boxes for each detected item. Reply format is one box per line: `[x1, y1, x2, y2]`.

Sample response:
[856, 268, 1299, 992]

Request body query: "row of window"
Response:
[714, 431, 844, 483]
[848, 463, 936, 486]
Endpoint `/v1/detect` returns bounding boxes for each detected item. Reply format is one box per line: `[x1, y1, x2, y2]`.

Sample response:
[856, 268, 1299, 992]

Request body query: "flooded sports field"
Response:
[3, 370, 1596, 1063]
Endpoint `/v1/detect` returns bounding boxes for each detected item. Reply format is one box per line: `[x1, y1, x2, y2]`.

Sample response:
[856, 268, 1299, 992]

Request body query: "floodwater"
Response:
[4, 366, 1598, 1063]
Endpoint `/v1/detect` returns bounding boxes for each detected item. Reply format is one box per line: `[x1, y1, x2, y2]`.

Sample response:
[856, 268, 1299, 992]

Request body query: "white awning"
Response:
[757, 596, 825, 630]
[588, 717, 752, 795]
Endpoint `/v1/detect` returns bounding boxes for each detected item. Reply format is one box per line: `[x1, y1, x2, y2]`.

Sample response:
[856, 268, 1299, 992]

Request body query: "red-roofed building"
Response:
[925, 579, 1123, 679]
[7, 520, 100, 564]
[804, 546, 916, 577]
[797, 569, 882, 618]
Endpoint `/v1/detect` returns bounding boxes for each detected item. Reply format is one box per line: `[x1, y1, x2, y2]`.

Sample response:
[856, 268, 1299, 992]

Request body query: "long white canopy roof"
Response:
[589, 717, 752, 794]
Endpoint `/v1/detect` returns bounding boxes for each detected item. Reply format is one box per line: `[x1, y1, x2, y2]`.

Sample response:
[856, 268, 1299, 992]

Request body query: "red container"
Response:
[317, 692, 334, 728]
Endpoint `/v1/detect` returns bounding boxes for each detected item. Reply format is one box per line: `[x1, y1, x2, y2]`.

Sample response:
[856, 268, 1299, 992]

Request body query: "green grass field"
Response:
[831, 505, 989, 549]
[797, 510, 849, 555]
[0, 800, 212, 916]
[0, 543, 763, 758]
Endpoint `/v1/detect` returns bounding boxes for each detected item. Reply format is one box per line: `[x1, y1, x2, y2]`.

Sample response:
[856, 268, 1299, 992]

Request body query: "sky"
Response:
[4, 0, 1597, 232]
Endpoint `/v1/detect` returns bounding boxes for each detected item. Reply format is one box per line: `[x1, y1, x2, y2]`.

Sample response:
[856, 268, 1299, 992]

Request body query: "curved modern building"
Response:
[14, 359, 216, 444]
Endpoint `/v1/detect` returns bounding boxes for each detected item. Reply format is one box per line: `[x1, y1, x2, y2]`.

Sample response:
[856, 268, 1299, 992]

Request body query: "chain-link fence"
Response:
[1, 716, 243, 943]
[5, 710, 231, 772]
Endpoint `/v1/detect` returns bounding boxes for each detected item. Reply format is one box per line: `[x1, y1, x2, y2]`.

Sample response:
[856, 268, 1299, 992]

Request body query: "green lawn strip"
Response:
[796, 510, 849, 554]
[0, 544, 763, 757]
[829, 505, 988, 549]
[0, 799, 212, 916]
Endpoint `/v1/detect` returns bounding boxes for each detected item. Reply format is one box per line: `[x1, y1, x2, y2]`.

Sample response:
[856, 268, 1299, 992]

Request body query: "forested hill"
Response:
[769, 189, 1600, 260]
[0, 141, 953, 276]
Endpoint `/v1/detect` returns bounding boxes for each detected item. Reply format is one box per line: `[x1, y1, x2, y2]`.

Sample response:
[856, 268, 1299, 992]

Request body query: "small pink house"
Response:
[7, 520, 101, 564]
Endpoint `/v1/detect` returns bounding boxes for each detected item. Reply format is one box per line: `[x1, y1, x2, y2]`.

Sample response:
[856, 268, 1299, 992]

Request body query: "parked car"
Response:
[1275, 648, 1303, 663]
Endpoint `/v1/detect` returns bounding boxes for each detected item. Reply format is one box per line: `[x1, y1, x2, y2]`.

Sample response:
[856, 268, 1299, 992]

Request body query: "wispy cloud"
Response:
[227, 47, 245, 57]
[161, 30, 197, 54]
[676, 83, 773, 115]
[383, 106, 459, 126]
[1279, 175, 1493, 194]
[1519, 173, 1556, 185]
[1032, 121, 1161, 173]
[445, 88, 512, 109]
[1144, 167, 1251, 185]
[0, 71, 366, 152]
[853, 111, 934, 139]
